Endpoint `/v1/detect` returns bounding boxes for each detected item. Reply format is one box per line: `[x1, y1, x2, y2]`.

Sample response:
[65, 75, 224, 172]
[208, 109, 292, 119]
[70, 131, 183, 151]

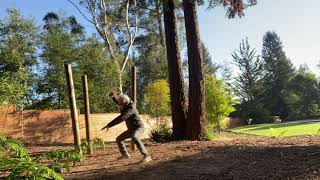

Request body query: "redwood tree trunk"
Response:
[163, 0, 188, 139]
[183, 0, 205, 140]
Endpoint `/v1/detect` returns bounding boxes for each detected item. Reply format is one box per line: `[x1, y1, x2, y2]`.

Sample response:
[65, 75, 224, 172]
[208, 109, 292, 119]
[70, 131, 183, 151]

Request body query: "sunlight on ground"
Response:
[229, 120, 320, 137]
[212, 134, 234, 142]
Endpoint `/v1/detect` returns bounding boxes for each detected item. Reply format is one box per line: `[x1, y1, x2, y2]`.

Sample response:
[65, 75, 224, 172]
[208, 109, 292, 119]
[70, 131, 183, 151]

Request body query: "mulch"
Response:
[2, 133, 320, 180]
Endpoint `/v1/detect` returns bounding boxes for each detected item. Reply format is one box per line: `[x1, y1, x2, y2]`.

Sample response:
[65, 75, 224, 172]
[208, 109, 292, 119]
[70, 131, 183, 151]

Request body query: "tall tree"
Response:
[77, 36, 119, 113]
[0, 9, 38, 106]
[232, 38, 262, 103]
[35, 12, 84, 109]
[261, 31, 295, 117]
[232, 38, 268, 123]
[67, 0, 139, 93]
[183, 0, 205, 140]
[163, 0, 188, 139]
[133, 1, 169, 109]
[202, 42, 219, 75]
[182, 0, 257, 139]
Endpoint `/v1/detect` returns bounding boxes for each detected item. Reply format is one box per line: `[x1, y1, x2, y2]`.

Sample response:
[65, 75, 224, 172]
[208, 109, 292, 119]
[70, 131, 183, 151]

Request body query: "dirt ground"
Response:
[6, 133, 320, 180]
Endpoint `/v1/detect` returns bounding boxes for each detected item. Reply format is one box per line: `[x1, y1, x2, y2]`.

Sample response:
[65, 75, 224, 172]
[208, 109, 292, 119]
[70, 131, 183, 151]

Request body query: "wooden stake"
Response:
[131, 66, 137, 102]
[65, 64, 81, 152]
[131, 66, 137, 151]
[82, 75, 93, 154]
[21, 108, 24, 140]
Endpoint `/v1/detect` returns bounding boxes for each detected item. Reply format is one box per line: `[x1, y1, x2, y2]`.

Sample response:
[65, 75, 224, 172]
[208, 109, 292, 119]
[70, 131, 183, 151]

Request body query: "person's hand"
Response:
[101, 126, 109, 131]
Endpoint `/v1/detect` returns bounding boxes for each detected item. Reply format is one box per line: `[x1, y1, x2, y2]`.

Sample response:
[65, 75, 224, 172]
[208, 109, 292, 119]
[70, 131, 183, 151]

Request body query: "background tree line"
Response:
[232, 32, 320, 124]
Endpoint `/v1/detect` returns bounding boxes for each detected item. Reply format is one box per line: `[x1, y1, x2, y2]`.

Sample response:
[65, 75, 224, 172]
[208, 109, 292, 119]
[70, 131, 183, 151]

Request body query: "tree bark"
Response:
[156, 0, 165, 46]
[163, 0, 188, 139]
[183, 0, 205, 140]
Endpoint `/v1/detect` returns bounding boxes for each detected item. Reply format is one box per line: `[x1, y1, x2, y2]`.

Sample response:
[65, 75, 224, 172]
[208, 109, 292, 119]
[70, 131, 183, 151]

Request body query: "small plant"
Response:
[92, 138, 106, 150]
[37, 149, 84, 173]
[149, 122, 173, 143]
[0, 156, 63, 180]
[0, 134, 63, 180]
[0, 136, 30, 159]
[80, 138, 106, 154]
[317, 128, 320, 134]
[270, 128, 288, 139]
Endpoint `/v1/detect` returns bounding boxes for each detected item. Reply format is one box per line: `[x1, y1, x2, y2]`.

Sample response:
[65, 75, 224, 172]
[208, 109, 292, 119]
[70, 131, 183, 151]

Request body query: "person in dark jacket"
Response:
[101, 91, 152, 163]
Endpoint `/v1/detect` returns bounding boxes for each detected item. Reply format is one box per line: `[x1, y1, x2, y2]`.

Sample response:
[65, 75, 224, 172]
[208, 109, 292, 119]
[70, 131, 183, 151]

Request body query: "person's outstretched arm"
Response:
[101, 108, 132, 130]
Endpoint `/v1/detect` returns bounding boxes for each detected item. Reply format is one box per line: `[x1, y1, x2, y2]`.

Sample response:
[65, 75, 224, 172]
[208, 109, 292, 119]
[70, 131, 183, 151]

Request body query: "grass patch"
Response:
[229, 120, 320, 137]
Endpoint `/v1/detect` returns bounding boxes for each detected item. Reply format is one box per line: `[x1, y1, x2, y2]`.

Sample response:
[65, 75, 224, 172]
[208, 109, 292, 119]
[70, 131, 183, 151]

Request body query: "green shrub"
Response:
[144, 80, 171, 117]
[205, 75, 237, 133]
[203, 123, 216, 141]
[149, 123, 173, 143]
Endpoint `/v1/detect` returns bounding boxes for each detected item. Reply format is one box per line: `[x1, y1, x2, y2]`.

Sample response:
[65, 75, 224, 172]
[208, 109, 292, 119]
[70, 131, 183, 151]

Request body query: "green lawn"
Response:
[229, 120, 320, 137]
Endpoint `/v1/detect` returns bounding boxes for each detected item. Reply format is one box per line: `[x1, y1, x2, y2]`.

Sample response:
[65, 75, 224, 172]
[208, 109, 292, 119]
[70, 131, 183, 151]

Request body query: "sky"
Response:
[1, 0, 320, 75]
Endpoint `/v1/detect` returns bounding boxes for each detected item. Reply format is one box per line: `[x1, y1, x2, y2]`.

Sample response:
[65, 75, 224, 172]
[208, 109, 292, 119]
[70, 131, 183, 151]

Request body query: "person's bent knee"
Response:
[116, 136, 123, 143]
[130, 136, 137, 143]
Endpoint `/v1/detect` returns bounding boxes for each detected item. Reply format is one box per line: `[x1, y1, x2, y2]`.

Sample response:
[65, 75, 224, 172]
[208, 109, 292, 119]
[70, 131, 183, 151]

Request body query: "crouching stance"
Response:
[101, 92, 152, 163]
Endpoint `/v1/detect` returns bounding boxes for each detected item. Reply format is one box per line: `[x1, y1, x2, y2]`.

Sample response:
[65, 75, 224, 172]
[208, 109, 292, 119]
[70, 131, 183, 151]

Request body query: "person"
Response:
[101, 91, 152, 163]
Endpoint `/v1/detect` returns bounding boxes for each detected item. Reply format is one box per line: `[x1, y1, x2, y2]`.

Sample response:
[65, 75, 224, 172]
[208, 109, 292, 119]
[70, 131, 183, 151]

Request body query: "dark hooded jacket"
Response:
[106, 101, 144, 131]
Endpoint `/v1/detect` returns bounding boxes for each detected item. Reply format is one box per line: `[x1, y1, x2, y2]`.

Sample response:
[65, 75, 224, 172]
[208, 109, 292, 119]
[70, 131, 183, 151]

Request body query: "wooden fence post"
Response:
[21, 108, 24, 140]
[131, 66, 137, 151]
[65, 64, 81, 152]
[82, 75, 93, 154]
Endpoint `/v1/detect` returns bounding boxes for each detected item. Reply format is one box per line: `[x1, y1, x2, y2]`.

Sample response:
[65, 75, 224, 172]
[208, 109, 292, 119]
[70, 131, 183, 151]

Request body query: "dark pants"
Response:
[116, 127, 149, 157]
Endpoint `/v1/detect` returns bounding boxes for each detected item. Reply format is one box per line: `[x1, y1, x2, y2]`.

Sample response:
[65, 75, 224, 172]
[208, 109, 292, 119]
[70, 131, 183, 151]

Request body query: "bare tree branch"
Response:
[66, 0, 95, 24]
[121, 0, 138, 73]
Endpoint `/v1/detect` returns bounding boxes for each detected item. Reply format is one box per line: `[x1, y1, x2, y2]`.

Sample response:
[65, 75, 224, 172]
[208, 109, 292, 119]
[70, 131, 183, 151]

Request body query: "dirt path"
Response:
[9, 134, 320, 180]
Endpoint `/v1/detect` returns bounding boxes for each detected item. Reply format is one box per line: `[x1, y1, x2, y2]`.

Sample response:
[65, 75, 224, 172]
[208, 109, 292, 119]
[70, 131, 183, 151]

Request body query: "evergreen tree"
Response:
[261, 31, 295, 118]
[202, 42, 219, 75]
[232, 38, 268, 123]
[232, 38, 262, 103]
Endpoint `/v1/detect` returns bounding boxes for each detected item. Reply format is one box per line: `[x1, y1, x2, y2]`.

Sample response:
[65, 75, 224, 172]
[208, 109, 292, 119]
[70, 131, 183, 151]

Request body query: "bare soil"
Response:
[5, 134, 320, 180]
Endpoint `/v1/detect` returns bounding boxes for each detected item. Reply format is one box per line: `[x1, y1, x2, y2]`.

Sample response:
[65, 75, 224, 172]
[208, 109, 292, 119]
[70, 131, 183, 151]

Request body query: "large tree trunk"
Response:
[163, 0, 188, 139]
[156, 0, 165, 46]
[183, 0, 205, 140]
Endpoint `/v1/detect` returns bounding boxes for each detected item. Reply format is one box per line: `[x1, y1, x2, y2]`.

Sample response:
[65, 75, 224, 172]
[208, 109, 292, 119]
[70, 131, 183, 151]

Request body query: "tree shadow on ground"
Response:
[65, 144, 320, 180]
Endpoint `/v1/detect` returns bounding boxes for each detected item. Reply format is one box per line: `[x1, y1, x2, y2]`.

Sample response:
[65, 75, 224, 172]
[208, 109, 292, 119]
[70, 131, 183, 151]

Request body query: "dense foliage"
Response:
[143, 79, 171, 117]
[205, 75, 236, 134]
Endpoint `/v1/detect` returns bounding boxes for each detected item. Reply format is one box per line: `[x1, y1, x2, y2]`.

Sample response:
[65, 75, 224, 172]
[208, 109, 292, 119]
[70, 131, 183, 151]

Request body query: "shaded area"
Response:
[1, 134, 318, 180]
[60, 135, 320, 180]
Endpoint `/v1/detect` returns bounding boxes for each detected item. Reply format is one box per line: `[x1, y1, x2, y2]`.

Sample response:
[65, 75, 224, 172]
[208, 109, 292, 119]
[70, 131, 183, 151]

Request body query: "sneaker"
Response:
[117, 155, 130, 160]
[142, 155, 152, 163]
